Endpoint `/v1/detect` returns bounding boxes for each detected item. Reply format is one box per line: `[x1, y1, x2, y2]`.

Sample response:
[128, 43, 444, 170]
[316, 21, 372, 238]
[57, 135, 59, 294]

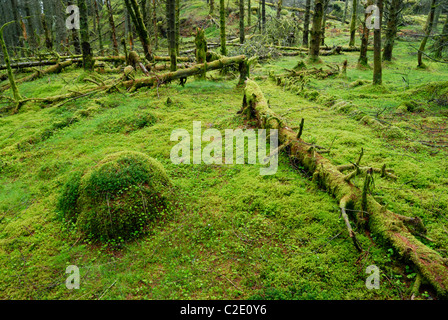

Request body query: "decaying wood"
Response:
[240, 79, 448, 298]
[122, 55, 246, 91]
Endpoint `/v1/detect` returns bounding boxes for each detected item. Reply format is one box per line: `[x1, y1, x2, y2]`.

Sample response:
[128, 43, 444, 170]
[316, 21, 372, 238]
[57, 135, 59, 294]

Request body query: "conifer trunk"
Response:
[0, 21, 22, 102]
[302, 0, 312, 47]
[349, 0, 358, 46]
[220, 0, 227, 55]
[124, 0, 154, 62]
[167, 0, 177, 71]
[78, 0, 94, 70]
[106, 0, 119, 55]
[373, 0, 383, 85]
[240, 0, 245, 44]
[383, 0, 402, 61]
[417, 0, 438, 67]
[309, 0, 324, 62]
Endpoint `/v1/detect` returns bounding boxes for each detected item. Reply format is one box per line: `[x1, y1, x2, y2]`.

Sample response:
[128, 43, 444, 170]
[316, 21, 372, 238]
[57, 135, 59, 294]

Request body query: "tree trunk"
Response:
[210, 0, 215, 14]
[373, 0, 383, 85]
[321, 0, 329, 46]
[277, 0, 283, 18]
[383, 0, 402, 61]
[241, 79, 448, 299]
[175, 0, 180, 55]
[123, 55, 247, 90]
[349, 0, 358, 46]
[0, 21, 22, 103]
[248, 0, 251, 26]
[309, 0, 324, 62]
[358, 0, 373, 66]
[240, 0, 245, 44]
[124, 0, 154, 63]
[220, 0, 227, 55]
[302, 0, 312, 47]
[195, 27, 207, 79]
[167, 0, 177, 71]
[342, 0, 349, 25]
[418, 0, 438, 68]
[106, 0, 119, 56]
[41, 14, 53, 50]
[262, 0, 266, 32]
[78, 0, 94, 70]
[153, 0, 159, 50]
[93, 0, 104, 56]
[434, 13, 448, 59]
[24, 0, 37, 50]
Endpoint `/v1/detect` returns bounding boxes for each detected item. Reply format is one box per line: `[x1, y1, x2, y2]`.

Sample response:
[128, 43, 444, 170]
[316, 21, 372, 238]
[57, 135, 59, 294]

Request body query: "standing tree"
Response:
[0, 21, 22, 103]
[342, 0, 349, 25]
[124, 0, 154, 62]
[373, 0, 383, 85]
[302, 0, 312, 47]
[359, 0, 373, 66]
[321, 0, 330, 46]
[309, 0, 324, 62]
[248, 0, 251, 26]
[239, 0, 245, 44]
[277, 0, 283, 18]
[349, 0, 358, 46]
[195, 27, 207, 79]
[176, 0, 180, 55]
[93, 0, 104, 56]
[220, 0, 227, 55]
[418, 0, 438, 68]
[434, 12, 448, 59]
[383, 0, 402, 61]
[78, 0, 94, 70]
[262, 0, 266, 32]
[106, 0, 119, 55]
[210, 0, 215, 14]
[166, 0, 177, 71]
[153, 0, 159, 49]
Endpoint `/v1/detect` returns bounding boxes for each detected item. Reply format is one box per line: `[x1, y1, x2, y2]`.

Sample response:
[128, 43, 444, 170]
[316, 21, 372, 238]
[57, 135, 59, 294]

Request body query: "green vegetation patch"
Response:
[57, 151, 174, 242]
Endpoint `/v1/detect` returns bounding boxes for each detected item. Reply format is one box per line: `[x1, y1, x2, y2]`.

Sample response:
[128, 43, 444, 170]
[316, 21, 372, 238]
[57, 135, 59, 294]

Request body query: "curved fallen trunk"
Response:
[241, 79, 448, 298]
[122, 55, 246, 91]
[0, 59, 75, 91]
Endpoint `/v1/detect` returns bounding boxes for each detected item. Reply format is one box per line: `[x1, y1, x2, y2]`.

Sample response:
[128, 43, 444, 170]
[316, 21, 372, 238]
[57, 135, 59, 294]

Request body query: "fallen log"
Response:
[240, 79, 448, 298]
[0, 59, 76, 91]
[122, 55, 247, 91]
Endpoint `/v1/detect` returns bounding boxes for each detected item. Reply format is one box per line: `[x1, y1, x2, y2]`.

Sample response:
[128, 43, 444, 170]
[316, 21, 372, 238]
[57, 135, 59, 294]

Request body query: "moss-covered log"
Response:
[122, 55, 247, 91]
[240, 79, 448, 298]
[0, 59, 75, 92]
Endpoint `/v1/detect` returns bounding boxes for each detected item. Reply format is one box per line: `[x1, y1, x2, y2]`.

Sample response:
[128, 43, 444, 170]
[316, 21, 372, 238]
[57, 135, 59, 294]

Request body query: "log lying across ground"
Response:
[240, 79, 448, 298]
[0, 59, 76, 91]
[122, 55, 247, 91]
[256, 0, 348, 23]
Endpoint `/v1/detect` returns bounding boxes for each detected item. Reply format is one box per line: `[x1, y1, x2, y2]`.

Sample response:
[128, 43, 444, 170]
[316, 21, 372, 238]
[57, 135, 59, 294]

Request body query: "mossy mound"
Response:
[58, 151, 173, 242]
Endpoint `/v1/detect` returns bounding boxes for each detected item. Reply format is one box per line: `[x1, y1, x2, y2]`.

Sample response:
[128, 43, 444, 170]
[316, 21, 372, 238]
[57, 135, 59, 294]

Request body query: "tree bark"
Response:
[122, 55, 246, 90]
[167, 0, 177, 71]
[434, 12, 448, 59]
[78, 0, 94, 70]
[383, 0, 402, 61]
[418, 0, 438, 67]
[220, 0, 227, 55]
[373, 0, 383, 85]
[0, 21, 22, 102]
[349, 0, 358, 46]
[303, 0, 312, 47]
[240, 0, 245, 44]
[124, 0, 154, 62]
[309, 0, 324, 62]
[106, 0, 119, 56]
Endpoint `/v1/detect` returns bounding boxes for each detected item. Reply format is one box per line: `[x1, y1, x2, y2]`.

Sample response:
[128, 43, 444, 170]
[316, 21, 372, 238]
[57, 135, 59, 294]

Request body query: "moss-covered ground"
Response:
[0, 7, 447, 300]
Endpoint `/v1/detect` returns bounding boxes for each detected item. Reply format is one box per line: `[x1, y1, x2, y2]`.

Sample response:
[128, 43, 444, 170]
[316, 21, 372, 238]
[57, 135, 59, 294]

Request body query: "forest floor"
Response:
[1, 15, 448, 299]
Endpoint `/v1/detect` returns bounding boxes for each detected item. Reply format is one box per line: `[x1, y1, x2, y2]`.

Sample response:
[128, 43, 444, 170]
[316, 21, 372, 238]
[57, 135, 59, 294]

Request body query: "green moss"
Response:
[59, 151, 174, 242]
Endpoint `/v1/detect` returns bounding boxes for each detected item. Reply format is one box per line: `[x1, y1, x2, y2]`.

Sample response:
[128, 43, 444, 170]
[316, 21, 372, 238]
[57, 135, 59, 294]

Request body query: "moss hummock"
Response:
[58, 151, 173, 242]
